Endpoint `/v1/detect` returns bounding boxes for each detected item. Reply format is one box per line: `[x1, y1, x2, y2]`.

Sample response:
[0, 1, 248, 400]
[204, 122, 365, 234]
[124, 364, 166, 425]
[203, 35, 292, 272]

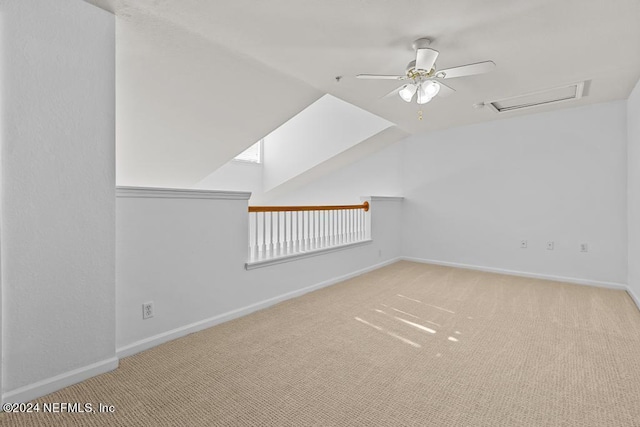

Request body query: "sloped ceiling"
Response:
[114, 11, 323, 187]
[253, 126, 409, 205]
[87, 0, 640, 186]
[262, 95, 396, 192]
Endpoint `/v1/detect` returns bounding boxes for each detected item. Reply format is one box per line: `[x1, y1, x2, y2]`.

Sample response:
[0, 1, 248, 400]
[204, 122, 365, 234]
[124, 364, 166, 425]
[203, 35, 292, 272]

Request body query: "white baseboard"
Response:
[2, 357, 119, 404]
[401, 257, 628, 290]
[117, 257, 401, 359]
[626, 287, 640, 312]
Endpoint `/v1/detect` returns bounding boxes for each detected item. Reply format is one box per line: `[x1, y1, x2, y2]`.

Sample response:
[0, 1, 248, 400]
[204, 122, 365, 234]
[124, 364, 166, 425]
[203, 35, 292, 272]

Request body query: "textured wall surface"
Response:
[116, 191, 402, 353]
[628, 79, 640, 298]
[401, 101, 628, 285]
[1, 0, 116, 396]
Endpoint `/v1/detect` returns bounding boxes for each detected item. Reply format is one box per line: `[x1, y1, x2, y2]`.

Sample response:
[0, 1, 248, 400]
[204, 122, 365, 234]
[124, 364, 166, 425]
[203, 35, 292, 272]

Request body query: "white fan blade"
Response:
[381, 85, 403, 99]
[436, 61, 496, 79]
[415, 48, 439, 71]
[356, 74, 406, 80]
[435, 81, 456, 97]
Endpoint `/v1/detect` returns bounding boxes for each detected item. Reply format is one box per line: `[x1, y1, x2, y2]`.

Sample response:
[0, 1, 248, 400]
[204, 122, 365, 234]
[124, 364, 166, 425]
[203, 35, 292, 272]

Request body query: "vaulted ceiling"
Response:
[87, 0, 640, 186]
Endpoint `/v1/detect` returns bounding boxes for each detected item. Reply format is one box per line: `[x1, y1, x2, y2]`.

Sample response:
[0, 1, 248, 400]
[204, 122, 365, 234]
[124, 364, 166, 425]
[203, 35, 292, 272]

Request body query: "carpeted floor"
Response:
[4, 261, 640, 426]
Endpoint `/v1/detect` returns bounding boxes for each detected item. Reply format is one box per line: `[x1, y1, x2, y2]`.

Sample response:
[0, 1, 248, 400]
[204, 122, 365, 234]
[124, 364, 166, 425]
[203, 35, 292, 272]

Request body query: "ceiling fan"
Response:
[357, 38, 495, 105]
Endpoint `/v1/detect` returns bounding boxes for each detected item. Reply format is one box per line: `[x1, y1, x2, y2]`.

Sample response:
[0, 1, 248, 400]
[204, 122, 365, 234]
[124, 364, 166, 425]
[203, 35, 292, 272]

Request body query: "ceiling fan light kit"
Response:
[399, 80, 441, 104]
[399, 84, 417, 102]
[418, 81, 441, 104]
[357, 37, 496, 109]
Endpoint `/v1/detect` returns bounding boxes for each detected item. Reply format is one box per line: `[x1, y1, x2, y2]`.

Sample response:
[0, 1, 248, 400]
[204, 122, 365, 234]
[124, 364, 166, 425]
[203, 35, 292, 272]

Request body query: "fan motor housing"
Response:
[406, 60, 435, 78]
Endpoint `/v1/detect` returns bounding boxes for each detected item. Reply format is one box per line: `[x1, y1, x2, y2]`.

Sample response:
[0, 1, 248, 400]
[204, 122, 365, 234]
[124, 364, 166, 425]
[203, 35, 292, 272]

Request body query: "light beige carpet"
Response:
[4, 261, 640, 426]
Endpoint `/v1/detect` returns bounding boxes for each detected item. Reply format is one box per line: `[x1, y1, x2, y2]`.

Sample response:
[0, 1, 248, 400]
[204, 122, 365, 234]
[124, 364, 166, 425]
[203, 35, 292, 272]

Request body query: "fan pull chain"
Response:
[418, 110, 423, 120]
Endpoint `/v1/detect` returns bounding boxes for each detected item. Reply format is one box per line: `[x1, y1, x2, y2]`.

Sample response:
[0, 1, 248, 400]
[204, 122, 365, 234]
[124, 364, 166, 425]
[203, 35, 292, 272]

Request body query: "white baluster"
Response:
[345, 210, 348, 243]
[344, 210, 348, 243]
[273, 212, 278, 256]
[327, 210, 330, 246]
[303, 211, 308, 251]
[292, 211, 296, 252]
[332, 210, 336, 245]
[328, 211, 331, 246]
[283, 211, 287, 254]
[310, 211, 313, 249]
[314, 210, 318, 249]
[290, 211, 294, 253]
[278, 212, 286, 255]
[260, 212, 266, 258]
[350, 209, 357, 241]
[307, 211, 311, 249]
[298, 211, 304, 251]
[292, 211, 296, 253]
[337, 210, 340, 245]
[354, 209, 358, 241]
[308, 210, 312, 249]
[323, 211, 327, 247]
[308, 210, 311, 250]
[268, 212, 273, 255]
[320, 211, 325, 248]
[273, 212, 278, 255]
[328, 210, 331, 246]
[343, 210, 347, 243]
[276, 212, 281, 255]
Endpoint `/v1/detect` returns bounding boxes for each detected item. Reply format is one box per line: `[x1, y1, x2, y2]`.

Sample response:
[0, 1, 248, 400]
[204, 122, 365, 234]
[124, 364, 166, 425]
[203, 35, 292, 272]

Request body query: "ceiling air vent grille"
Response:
[487, 81, 587, 113]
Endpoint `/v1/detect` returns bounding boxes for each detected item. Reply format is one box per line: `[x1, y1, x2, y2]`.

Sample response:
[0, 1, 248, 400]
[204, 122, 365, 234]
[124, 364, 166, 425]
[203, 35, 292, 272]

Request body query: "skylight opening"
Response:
[234, 140, 263, 164]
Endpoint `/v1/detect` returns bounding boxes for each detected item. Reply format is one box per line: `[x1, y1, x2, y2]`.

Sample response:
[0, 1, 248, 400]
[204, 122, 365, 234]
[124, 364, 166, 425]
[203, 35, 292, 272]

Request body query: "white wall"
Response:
[263, 95, 393, 192]
[628, 79, 640, 300]
[255, 126, 408, 205]
[268, 143, 404, 206]
[194, 122, 405, 206]
[1, 0, 116, 402]
[401, 101, 628, 285]
[115, 189, 402, 354]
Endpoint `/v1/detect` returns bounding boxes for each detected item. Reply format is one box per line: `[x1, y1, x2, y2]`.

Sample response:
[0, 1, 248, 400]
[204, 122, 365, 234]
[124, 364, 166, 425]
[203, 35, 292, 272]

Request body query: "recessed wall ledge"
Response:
[361, 196, 405, 202]
[116, 186, 251, 200]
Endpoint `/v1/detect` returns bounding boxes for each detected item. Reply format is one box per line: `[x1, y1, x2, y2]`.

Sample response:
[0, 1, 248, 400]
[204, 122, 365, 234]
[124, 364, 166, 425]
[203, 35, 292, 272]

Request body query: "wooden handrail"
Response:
[249, 201, 369, 213]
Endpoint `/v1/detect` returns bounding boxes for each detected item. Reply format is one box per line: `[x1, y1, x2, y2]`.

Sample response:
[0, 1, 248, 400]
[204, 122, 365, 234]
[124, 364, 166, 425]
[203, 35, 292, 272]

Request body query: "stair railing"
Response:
[248, 201, 370, 262]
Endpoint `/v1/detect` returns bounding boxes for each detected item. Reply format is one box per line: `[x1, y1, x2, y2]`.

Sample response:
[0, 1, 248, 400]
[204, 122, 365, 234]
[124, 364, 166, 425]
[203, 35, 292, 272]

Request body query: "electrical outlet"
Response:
[142, 302, 154, 319]
[547, 241, 554, 250]
[580, 243, 588, 253]
[520, 240, 527, 249]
